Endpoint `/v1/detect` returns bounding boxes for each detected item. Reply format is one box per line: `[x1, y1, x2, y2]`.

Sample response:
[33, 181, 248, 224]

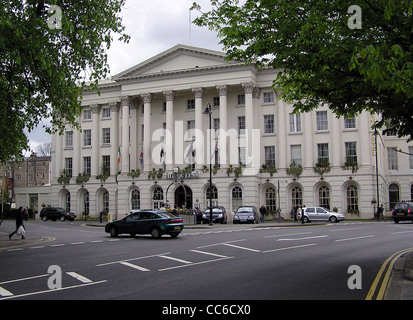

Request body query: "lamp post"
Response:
[203, 102, 213, 225]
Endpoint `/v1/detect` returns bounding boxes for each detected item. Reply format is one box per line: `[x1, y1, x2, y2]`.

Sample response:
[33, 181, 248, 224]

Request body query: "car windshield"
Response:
[204, 208, 223, 213]
[157, 212, 176, 218]
[237, 207, 253, 213]
[57, 208, 66, 213]
[395, 203, 410, 210]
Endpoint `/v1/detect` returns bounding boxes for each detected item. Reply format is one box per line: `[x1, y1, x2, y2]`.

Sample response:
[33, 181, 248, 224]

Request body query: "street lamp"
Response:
[203, 102, 213, 226]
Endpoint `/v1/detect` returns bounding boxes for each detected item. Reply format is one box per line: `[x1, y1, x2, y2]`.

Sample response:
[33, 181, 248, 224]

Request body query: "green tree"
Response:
[0, 0, 129, 163]
[192, 0, 413, 139]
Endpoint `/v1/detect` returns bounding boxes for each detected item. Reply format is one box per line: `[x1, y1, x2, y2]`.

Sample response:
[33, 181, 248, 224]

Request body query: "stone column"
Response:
[110, 102, 119, 176]
[359, 111, 371, 166]
[277, 95, 287, 170]
[242, 83, 255, 168]
[193, 88, 205, 170]
[164, 91, 176, 172]
[120, 97, 130, 174]
[142, 93, 153, 173]
[91, 104, 101, 177]
[217, 85, 229, 169]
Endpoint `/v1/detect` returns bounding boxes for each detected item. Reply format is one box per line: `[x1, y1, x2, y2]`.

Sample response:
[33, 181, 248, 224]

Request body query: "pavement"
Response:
[0, 219, 412, 300]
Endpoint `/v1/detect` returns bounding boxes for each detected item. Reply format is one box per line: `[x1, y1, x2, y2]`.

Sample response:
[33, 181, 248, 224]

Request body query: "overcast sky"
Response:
[27, 0, 222, 155]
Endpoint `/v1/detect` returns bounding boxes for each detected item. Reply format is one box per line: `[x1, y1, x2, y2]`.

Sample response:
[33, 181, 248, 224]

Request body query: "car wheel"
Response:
[329, 216, 338, 223]
[41, 216, 47, 221]
[304, 216, 309, 223]
[129, 233, 136, 237]
[109, 227, 118, 237]
[60, 216, 66, 222]
[151, 227, 162, 239]
[394, 219, 399, 224]
[170, 233, 180, 238]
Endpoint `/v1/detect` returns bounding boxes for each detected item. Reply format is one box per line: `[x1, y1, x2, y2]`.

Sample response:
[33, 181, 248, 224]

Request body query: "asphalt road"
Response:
[1, 219, 412, 302]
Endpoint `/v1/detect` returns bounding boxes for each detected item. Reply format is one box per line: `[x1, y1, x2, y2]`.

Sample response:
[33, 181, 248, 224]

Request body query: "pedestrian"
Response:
[259, 205, 267, 223]
[172, 205, 178, 216]
[9, 207, 26, 240]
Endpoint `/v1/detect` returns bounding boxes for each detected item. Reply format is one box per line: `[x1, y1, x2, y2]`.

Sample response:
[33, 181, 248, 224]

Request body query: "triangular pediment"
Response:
[112, 44, 238, 80]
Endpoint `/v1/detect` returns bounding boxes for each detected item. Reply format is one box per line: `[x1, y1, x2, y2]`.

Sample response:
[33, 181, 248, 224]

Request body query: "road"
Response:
[0, 219, 413, 302]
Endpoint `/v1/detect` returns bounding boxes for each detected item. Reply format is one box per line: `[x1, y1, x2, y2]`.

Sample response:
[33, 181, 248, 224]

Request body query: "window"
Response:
[345, 142, 357, 164]
[131, 189, 140, 210]
[65, 158, 72, 177]
[318, 185, 330, 209]
[102, 128, 110, 145]
[231, 186, 243, 211]
[239, 147, 246, 166]
[238, 116, 245, 135]
[316, 111, 328, 131]
[291, 186, 303, 207]
[317, 143, 329, 164]
[291, 145, 302, 165]
[83, 191, 89, 215]
[187, 99, 195, 110]
[206, 186, 218, 207]
[264, 146, 276, 167]
[83, 109, 91, 120]
[389, 183, 400, 210]
[152, 187, 163, 209]
[187, 120, 195, 139]
[263, 92, 275, 103]
[83, 129, 91, 146]
[103, 191, 109, 213]
[289, 113, 301, 133]
[102, 107, 110, 118]
[214, 118, 220, 137]
[387, 147, 398, 170]
[102, 155, 110, 176]
[264, 115, 274, 134]
[65, 131, 73, 148]
[346, 185, 359, 212]
[83, 157, 91, 175]
[238, 94, 245, 105]
[344, 117, 356, 129]
[65, 191, 71, 212]
[265, 187, 276, 212]
[213, 96, 220, 107]
[409, 146, 413, 169]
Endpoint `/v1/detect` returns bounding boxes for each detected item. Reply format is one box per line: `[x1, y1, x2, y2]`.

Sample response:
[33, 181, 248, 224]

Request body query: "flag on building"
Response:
[117, 147, 121, 164]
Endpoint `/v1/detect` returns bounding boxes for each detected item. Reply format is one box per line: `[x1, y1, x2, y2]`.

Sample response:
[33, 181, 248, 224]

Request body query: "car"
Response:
[202, 206, 228, 224]
[40, 207, 76, 221]
[297, 207, 345, 223]
[105, 210, 184, 238]
[392, 202, 413, 223]
[233, 206, 259, 224]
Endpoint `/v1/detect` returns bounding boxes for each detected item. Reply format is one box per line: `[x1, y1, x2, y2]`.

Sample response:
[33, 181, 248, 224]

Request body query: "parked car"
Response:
[392, 202, 413, 223]
[40, 207, 76, 221]
[297, 207, 345, 223]
[202, 206, 228, 224]
[233, 206, 259, 224]
[105, 210, 184, 238]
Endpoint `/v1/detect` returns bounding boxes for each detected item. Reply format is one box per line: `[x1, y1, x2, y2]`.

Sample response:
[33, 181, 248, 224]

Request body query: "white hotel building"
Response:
[51, 45, 413, 220]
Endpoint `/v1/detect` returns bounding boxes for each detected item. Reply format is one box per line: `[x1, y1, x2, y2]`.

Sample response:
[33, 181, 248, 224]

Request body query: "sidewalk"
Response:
[384, 251, 413, 300]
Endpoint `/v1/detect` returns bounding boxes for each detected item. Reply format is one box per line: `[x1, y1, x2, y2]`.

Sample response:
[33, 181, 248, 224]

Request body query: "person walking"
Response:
[9, 207, 26, 240]
[259, 205, 267, 223]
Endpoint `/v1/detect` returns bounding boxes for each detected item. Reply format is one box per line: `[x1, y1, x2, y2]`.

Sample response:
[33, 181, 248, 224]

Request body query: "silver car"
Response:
[297, 207, 345, 223]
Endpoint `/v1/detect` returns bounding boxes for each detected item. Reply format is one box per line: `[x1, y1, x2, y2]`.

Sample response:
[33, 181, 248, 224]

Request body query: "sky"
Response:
[26, 0, 223, 155]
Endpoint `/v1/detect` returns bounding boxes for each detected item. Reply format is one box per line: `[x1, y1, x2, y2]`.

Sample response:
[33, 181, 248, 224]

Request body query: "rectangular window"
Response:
[317, 143, 329, 164]
[65, 131, 73, 148]
[316, 111, 328, 131]
[187, 99, 195, 110]
[387, 147, 398, 170]
[187, 120, 195, 139]
[289, 113, 301, 132]
[409, 146, 413, 169]
[238, 94, 245, 105]
[102, 128, 110, 145]
[102, 155, 110, 175]
[345, 142, 357, 165]
[213, 96, 220, 107]
[239, 147, 246, 166]
[264, 115, 274, 134]
[263, 92, 275, 103]
[264, 146, 276, 167]
[238, 116, 245, 135]
[65, 158, 73, 177]
[83, 157, 91, 175]
[83, 129, 91, 146]
[83, 109, 91, 120]
[102, 107, 110, 118]
[344, 117, 356, 129]
[291, 145, 302, 165]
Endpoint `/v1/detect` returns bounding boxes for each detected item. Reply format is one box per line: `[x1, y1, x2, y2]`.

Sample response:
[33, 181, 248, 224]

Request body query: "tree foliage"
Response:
[0, 0, 129, 163]
[192, 0, 413, 139]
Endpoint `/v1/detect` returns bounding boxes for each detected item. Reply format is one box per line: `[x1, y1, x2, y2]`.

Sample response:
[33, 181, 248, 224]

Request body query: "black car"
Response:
[40, 207, 76, 221]
[392, 202, 413, 223]
[202, 206, 227, 224]
[105, 210, 184, 238]
[233, 206, 259, 224]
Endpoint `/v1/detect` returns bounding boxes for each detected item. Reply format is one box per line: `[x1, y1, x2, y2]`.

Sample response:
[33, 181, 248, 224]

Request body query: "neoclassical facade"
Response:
[50, 44, 413, 220]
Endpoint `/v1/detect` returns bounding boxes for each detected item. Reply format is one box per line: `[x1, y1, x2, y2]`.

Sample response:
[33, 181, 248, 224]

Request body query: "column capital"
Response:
[120, 96, 131, 106]
[242, 82, 257, 94]
[109, 101, 119, 112]
[163, 90, 176, 101]
[252, 87, 261, 99]
[192, 87, 205, 98]
[141, 93, 153, 104]
[216, 85, 229, 96]
[90, 104, 101, 114]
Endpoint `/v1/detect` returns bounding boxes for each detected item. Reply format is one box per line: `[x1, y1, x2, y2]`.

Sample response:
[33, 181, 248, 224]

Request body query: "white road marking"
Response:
[66, 272, 93, 283]
[119, 261, 150, 272]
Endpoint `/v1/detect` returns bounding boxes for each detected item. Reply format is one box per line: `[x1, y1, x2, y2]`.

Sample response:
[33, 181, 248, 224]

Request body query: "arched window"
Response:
[346, 185, 359, 212]
[265, 187, 276, 212]
[389, 183, 400, 210]
[319, 185, 330, 209]
[231, 186, 243, 212]
[291, 186, 302, 207]
[103, 191, 109, 213]
[131, 189, 140, 210]
[65, 190, 71, 212]
[206, 186, 218, 207]
[153, 187, 163, 209]
[83, 191, 89, 215]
